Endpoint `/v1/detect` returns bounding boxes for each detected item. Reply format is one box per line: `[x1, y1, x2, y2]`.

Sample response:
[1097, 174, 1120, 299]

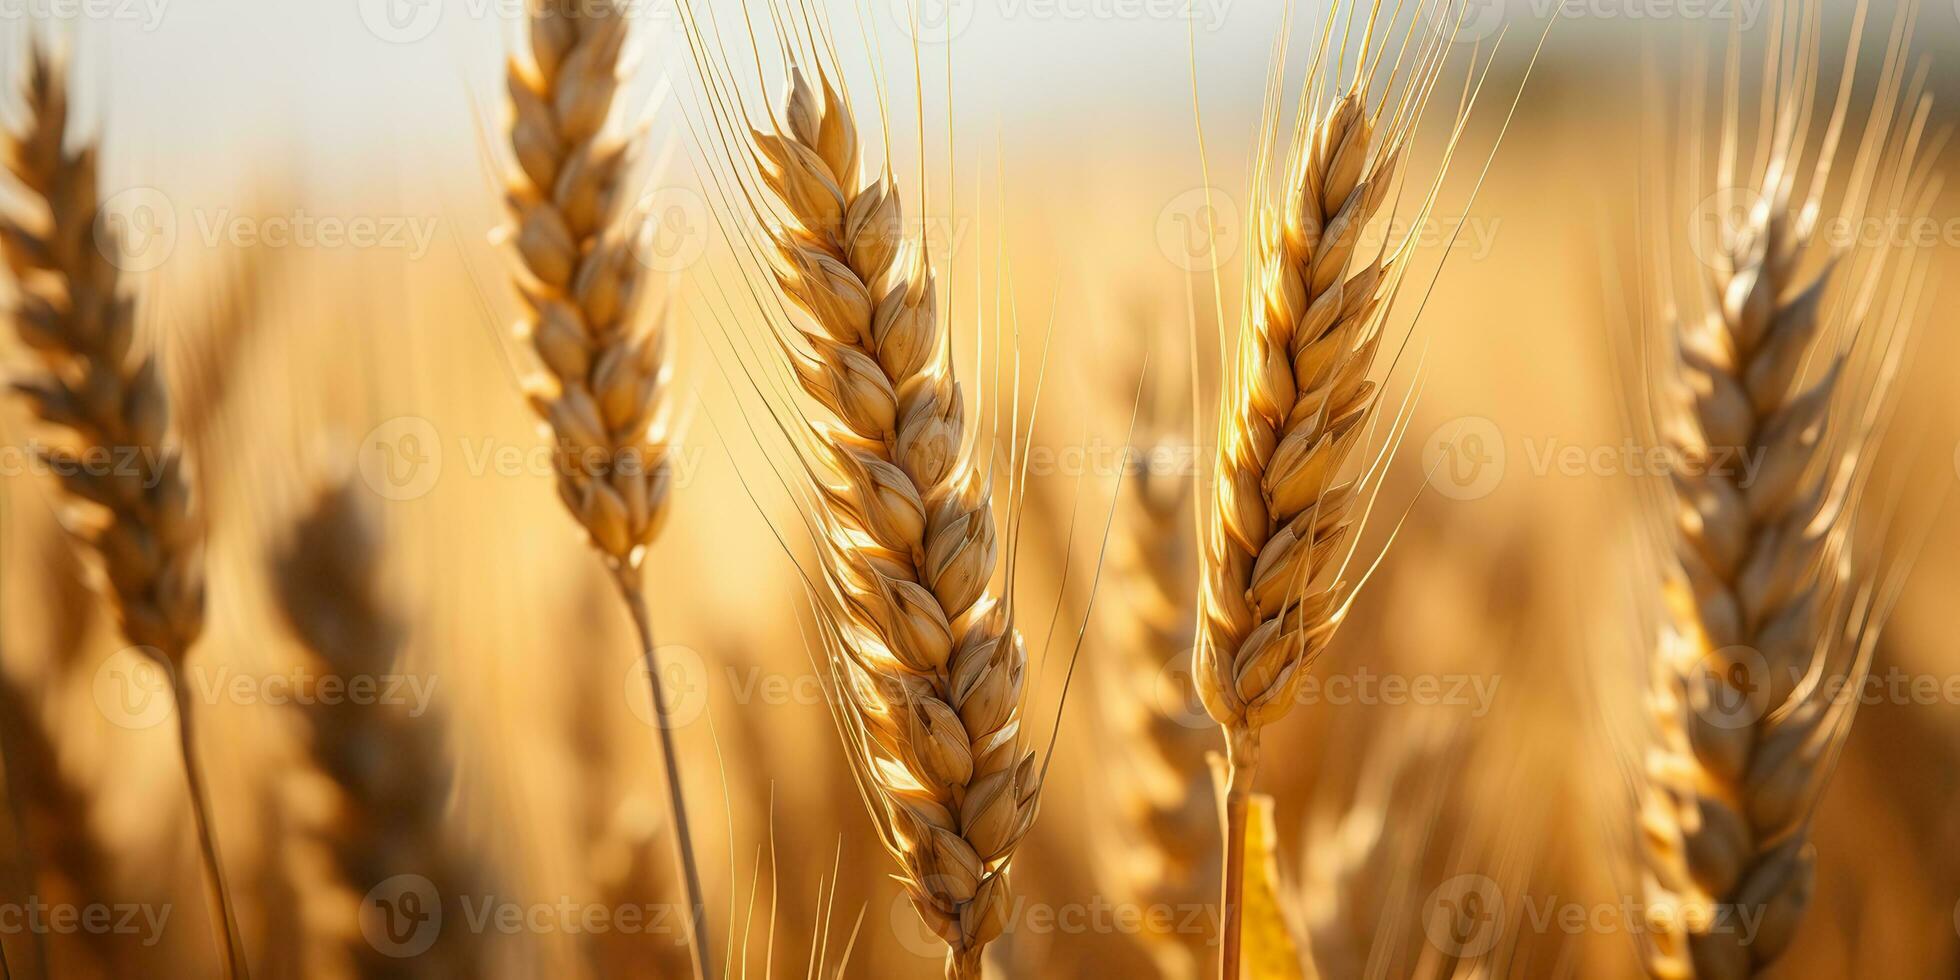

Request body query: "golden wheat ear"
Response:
[1, 41, 250, 979]
[496, 3, 712, 976]
[674, 5, 1039, 974]
[1192, 2, 1543, 974]
[1084, 315, 1219, 980]
[1632, 2, 1939, 976]
[267, 475, 486, 977]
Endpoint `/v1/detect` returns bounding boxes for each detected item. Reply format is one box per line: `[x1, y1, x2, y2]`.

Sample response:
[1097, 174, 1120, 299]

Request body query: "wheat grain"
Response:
[268, 477, 482, 978]
[0, 42, 247, 980]
[1635, 4, 1936, 975]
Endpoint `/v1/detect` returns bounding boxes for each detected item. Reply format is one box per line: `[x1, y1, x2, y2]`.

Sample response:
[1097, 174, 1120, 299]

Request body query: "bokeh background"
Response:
[0, 0, 1955, 977]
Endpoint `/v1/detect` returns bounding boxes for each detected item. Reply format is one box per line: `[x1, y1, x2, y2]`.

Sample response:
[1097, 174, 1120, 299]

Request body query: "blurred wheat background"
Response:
[0, 0, 1955, 977]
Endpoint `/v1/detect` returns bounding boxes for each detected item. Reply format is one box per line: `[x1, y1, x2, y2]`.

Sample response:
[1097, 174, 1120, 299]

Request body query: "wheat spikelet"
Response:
[1092, 399, 1217, 979]
[1636, 4, 1936, 975]
[0, 42, 248, 979]
[500, 3, 710, 975]
[268, 477, 482, 979]
[1192, 6, 1471, 974]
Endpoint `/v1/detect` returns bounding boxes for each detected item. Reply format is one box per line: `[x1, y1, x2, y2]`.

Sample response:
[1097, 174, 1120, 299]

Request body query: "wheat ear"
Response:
[268, 478, 482, 978]
[1193, 8, 1465, 975]
[1094, 426, 1216, 979]
[765, 68, 1031, 979]
[501, 3, 710, 975]
[0, 43, 247, 979]
[1637, 5, 1936, 975]
[702, 52, 1034, 976]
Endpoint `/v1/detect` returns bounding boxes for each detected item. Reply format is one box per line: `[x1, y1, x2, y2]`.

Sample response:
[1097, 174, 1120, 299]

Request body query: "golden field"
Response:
[0, 1, 1955, 977]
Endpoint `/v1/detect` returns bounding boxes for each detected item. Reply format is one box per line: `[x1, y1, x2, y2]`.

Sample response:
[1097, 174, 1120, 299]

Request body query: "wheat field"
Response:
[0, 1, 1956, 978]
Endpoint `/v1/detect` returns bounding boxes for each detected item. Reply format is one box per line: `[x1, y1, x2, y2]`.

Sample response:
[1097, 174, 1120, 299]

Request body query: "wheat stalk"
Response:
[0, 42, 248, 979]
[268, 477, 482, 978]
[500, 3, 709, 975]
[1192, 6, 1472, 974]
[1636, 4, 1936, 976]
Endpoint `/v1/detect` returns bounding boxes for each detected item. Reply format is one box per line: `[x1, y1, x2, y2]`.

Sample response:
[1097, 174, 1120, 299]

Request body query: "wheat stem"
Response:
[616, 572, 712, 980]
[1219, 735, 1259, 980]
[169, 666, 250, 980]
